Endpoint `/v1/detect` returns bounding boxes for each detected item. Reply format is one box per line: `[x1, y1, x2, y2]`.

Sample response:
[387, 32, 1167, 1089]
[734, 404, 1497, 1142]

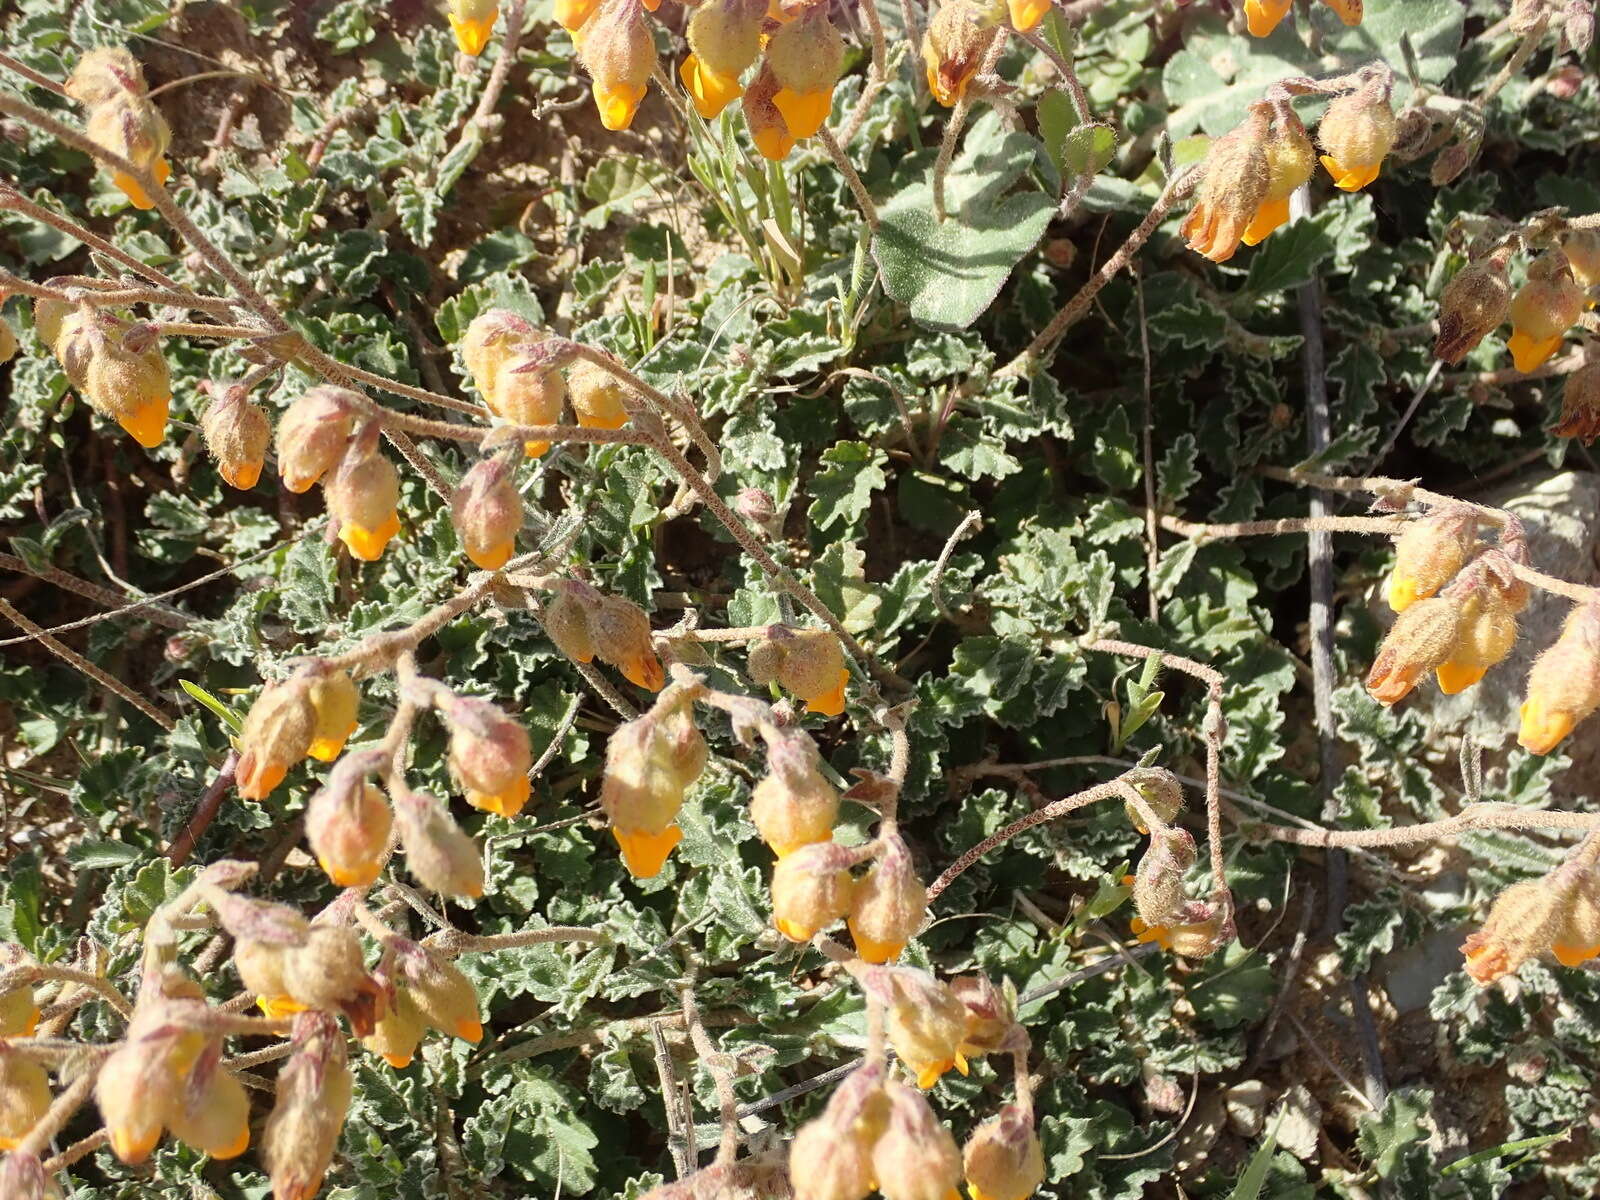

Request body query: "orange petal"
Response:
[382, 1052, 415, 1069]
[341, 510, 401, 561]
[449, 11, 497, 55]
[751, 118, 796, 161]
[467, 538, 514, 571]
[803, 667, 849, 717]
[680, 54, 743, 120]
[1508, 328, 1563, 373]
[118, 394, 170, 448]
[772, 85, 833, 140]
[467, 776, 531, 818]
[220, 457, 263, 489]
[613, 823, 682, 877]
[1240, 196, 1291, 247]
[1435, 661, 1487, 695]
[1245, 0, 1291, 36]
[594, 80, 647, 132]
[236, 753, 288, 801]
[848, 923, 906, 964]
[1518, 699, 1574, 756]
[111, 171, 156, 211]
[1006, 0, 1051, 30]
[456, 1018, 484, 1043]
[624, 650, 666, 692]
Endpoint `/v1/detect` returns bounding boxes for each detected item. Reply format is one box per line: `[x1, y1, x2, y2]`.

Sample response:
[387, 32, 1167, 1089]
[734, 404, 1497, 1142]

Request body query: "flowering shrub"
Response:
[4, 0, 1600, 1196]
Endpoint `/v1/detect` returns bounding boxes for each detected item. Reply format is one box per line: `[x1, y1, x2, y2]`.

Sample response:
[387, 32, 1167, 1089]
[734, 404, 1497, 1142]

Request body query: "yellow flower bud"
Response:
[306, 777, 393, 888]
[567, 357, 634, 430]
[166, 1066, 251, 1159]
[362, 985, 428, 1068]
[878, 969, 968, 1089]
[461, 309, 538, 407]
[544, 581, 600, 664]
[766, 8, 844, 140]
[442, 693, 533, 817]
[263, 1013, 354, 1200]
[326, 434, 402, 562]
[1317, 80, 1397, 192]
[493, 353, 566, 457]
[1364, 593, 1463, 705]
[1519, 602, 1600, 755]
[1121, 769, 1184, 835]
[1508, 250, 1584, 373]
[847, 835, 926, 963]
[306, 668, 361, 762]
[1561, 228, 1600, 291]
[0, 321, 17, 366]
[95, 1041, 172, 1163]
[963, 1106, 1044, 1200]
[67, 48, 173, 210]
[1132, 827, 1197, 929]
[771, 841, 858, 941]
[275, 385, 357, 493]
[1435, 570, 1520, 695]
[592, 594, 665, 691]
[750, 731, 839, 857]
[871, 1081, 962, 1200]
[448, 0, 499, 56]
[1460, 853, 1600, 984]
[69, 315, 171, 448]
[601, 698, 708, 877]
[578, 0, 657, 132]
[1433, 246, 1513, 365]
[922, 0, 1000, 108]
[394, 789, 486, 898]
[1553, 360, 1600, 445]
[1239, 107, 1316, 247]
[753, 626, 849, 716]
[949, 974, 1015, 1059]
[1180, 109, 1270, 265]
[1386, 506, 1478, 612]
[1006, 0, 1050, 32]
[397, 943, 483, 1043]
[0, 945, 39, 1039]
[236, 675, 317, 800]
[788, 1064, 887, 1200]
[0, 1048, 50, 1153]
[451, 455, 523, 571]
[1243, 0, 1290, 36]
[200, 385, 271, 490]
[681, 0, 765, 118]
[742, 62, 796, 160]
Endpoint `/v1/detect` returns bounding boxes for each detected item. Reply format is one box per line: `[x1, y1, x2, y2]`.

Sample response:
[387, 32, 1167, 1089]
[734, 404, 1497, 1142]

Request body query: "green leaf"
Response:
[1243, 212, 1339, 297]
[1227, 1107, 1286, 1200]
[179, 680, 245, 735]
[872, 113, 1056, 331]
[1061, 122, 1118, 180]
[1357, 1087, 1434, 1179]
[807, 441, 888, 533]
[67, 840, 144, 870]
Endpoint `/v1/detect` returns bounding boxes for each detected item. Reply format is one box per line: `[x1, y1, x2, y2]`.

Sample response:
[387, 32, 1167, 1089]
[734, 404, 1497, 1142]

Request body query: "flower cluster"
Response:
[544, 578, 668, 691]
[1181, 74, 1396, 264]
[35, 298, 171, 448]
[1435, 241, 1590, 374]
[63, 47, 171, 210]
[1118, 774, 1232, 958]
[1461, 840, 1600, 984]
[921, 0, 1050, 109]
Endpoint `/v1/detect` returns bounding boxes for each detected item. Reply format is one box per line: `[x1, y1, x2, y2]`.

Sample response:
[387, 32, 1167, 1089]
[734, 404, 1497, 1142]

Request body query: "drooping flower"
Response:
[577, 0, 657, 132]
[1552, 360, 1600, 444]
[1364, 593, 1463, 705]
[326, 428, 402, 561]
[765, 5, 845, 140]
[1385, 505, 1478, 612]
[200, 382, 271, 489]
[66, 48, 173, 210]
[771, 841, 858, 941]
[1243, 0, 1291, 38]
[450, 453, 523, 570]
[1518, 601, 1600, 755]
[448, 0, 499, 56]
[748, 626, 850, 716]
[600, 695, 708, 877]
[847, 834, 927, 964]
[922, 0, 1001, 108]
[963, 1105, 1045, 1200]
[1179, 108, 1269, 264]
[1433, 246, 1514, 365]
[1317, 78, 1397, 192]
[1507, 249, 1584, 373]
[680, 0, 765, 119]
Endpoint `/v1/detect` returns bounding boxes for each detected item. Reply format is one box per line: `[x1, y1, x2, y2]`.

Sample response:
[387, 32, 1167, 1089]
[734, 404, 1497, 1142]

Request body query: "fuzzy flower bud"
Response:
[1130, 906, 1231, 958]
[922, 0, 1001, 108]
[1561, 228, 1600, 291]
[62, 309, 171, 448]
[395, 941, 483, 1043]
[750, 626, 849, 716]
[0, 321, 17, 366]
[200, 383, 271, 490]
[592, 594, 665, 691]
[567, 357, 634, 430]
[1121, 768, 1183, 834]
[543, 581, 600, 665]
[742, 62, 796, 161]
[771, 841, 858, 941]
[451, 454, 523, 570]
[1461, 851, 1600, 983]
[1508, 249, 1584, 373]
[847, 834, 926, 964]
[275, 386, 357, 493]
[236, 674, 317, 800]
[1132, 827, 1197, 929]
[95, 1041, 169, 1163]
[326, 433, 401, 561]
[1317, 79, 1397, 192]
[601, 696, 709, 876]
[306, 668, 360, 761]
[1181, 109, 1270, 264]
[362, 985, 428, 1068]
[67, 48, 173, 210]
[750, 730, 839, 857]
[393, 789, 485, 899]
[681, 0, 766, 119]
[1243, 0, 1290, 36]
[1435, 563, 1522, 695]
[448, 0, 498, 56]
[788, 1064, 887, 1200]
[461, 309, 538, 406]
[1433, 246, 1513, 365]
[1519, 602, 1600, 754]
[0, 1046, 50, 1152]
[1386, 505, 1477, 611]
[578, 0, 657, 131]
[494, 353, 566, 456]
[305, 775, 393, 888]
[263, 1012, 354, 1200]
[949, 974, 1016, 1059]
[1553, 360, 1600, 444]
[871, 1081, 962, 1200]
[166, 1062, 251, 1159]
[1364, 593, 1463, 705]
[1240, 106, 1316, 247]
[963, 1105, 1044, 1200]
[765, 8, 844, 140]
[876, 969, 969, 1089]
[0, 944, 39, 1038]
[441, 693, 533, 818]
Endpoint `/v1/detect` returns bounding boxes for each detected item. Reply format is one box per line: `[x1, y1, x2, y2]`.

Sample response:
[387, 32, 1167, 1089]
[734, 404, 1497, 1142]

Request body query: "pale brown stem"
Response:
[426, 925, 607, 956]
[1249, 805, 1600, 847]
[0, 552, 188, 630]
[680, 983, 741, 1167]
[0, 50, 68, 96]
[817, 127, 878, 230]
[839, 0, 890, 148]
[0, 597, 175, 729]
